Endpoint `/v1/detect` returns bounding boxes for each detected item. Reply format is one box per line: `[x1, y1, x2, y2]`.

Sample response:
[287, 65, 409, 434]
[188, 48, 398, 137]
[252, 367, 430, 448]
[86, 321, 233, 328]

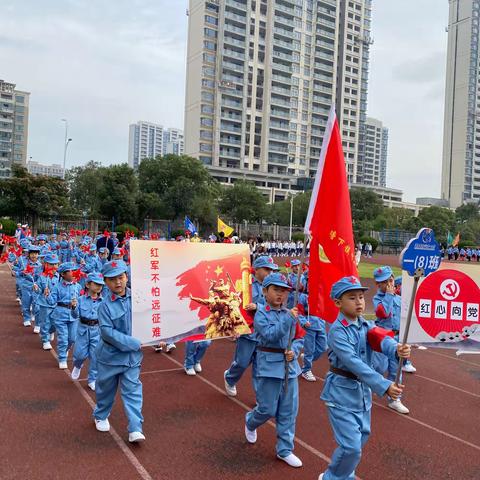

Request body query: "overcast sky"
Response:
[1, 0, 448, 202]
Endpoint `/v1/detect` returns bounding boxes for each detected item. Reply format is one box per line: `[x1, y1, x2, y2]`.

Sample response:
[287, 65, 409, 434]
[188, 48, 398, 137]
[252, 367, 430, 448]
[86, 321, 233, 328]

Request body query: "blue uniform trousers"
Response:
[73, 325, 100, 383]
[38, 306, 56, 343]
[302, 329, 327, 373]
[55, 320, 77, 362]
[184, 340, 211, 369]
[225, 335, 257, 388]
[20, 286, 38, 324]
[93, 363, 143, 433]
[246, 376, 299, 458]
[323, 406, 371, 480]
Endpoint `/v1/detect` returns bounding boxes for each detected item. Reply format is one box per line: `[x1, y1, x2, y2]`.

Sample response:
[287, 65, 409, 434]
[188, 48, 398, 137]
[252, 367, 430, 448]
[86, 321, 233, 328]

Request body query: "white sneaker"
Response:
[224, 370, 237, 397]
[153, 344, 163, 353]
[277, 453, 303, 468]
[16, 297, 21, 303]
[166, 343, 176, 353]
[402, 363, 417, 373]
[50, 333, 55, 341]
[58, 361, 68, 369]
[417, 345, 427, 350]
[71, 366, 82, 380]
[185, 367, 196, 376]
[302, 370, 317, 382]
[42, 342, 52, 350]
[95, 418, 110, 432]
[388, 399, 410, 415]
[33, 325, 40, 334]
[318, 474, 325, 480]
[129, 431, 145, 443]
[88, 381, 96, 391]
[194, 362, 202, 373]
[23, 321, 31, 327]
[245, 424, 257, 444]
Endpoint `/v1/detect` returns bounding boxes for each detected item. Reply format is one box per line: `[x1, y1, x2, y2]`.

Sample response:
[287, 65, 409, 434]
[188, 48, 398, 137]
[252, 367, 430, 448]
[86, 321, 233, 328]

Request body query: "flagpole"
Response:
[284, 235, 308, 391]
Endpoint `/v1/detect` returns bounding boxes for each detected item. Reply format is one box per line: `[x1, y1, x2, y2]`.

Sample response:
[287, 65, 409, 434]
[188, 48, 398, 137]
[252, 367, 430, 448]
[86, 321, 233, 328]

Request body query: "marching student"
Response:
[48, 262, 81, 369]
[93, 260, 145, 443]
[372, 266, 414, 415]
[19, 244, 42, 328]
[244, 272, 303, 468]
[36, 253, 60, 349]
[318, 276, 411, 480]
[224, 255, 278, 397]
[71, 272, 105, 391]
[184, 340, 212, 375]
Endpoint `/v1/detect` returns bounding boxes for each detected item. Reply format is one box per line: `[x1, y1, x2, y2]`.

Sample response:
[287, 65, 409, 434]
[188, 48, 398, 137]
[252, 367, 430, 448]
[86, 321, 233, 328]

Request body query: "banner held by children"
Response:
[130, 241, 253, 345]
[400, 262, 480, 353]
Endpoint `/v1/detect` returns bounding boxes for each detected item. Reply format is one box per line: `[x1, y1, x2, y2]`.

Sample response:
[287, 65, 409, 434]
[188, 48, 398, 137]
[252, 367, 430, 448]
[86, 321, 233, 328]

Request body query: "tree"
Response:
[416, 206, 456, 240]
[138, 155, 218, 223]
[218, 180, 267, 223]
[265, 191, 312, 226]
[66, 161, 104, 216]
[0, 164, 70, 231]
[350, 188, 384, 222]
[455, 203, 480, 223]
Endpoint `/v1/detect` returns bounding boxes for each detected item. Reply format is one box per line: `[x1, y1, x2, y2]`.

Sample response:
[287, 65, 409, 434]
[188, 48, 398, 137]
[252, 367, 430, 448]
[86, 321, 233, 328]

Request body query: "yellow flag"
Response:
[218, 217, 234, 237]
[452, 232, 460, 247]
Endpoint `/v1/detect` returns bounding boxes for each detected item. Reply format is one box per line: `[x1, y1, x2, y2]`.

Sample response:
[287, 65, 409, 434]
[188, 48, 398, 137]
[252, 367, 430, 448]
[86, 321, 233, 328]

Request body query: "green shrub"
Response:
[0, 218, 17, 235]
[359, 236, 379, 252]
[292, 231, 305, 242]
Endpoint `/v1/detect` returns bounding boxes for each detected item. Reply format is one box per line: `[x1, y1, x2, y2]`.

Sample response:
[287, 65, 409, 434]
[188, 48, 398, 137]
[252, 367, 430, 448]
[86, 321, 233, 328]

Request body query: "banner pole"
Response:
[395, 267, 423, 385]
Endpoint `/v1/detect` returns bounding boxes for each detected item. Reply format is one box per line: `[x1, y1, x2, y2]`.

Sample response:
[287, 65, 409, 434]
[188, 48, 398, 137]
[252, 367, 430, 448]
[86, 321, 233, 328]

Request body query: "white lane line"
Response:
[315, 375, 480, 452]
[161, 354, 363, 480]
[421, 349, 480, 367]
[49, 349, 153, 480]
[413, 373, 480, 399]
[77, 367, 184, 382]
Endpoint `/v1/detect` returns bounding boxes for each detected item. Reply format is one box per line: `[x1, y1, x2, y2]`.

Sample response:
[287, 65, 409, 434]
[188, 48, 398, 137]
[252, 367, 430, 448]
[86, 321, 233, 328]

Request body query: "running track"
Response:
[1, 264, 479, 480]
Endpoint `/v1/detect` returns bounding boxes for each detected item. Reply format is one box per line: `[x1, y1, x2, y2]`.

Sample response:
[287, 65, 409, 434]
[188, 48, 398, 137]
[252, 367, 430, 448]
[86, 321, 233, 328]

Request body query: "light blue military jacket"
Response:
[321, 314, 397, 412]
[36, 273, 60, 308]
[96, 289, 142, 367]
[373, 290, 401, 331]
[48, 280, 81, 322]
[84, 254, 102, 274]
[72, 294, 102, 339]
[254, 304, 301, 379]
[19, 260, 43, 287]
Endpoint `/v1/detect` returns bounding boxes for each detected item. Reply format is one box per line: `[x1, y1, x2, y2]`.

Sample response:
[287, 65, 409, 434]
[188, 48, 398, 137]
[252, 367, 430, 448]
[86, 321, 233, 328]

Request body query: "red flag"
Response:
[72, 269, 87, 283]
[0, 252, 9, 263]
[103, 230, 111, 238]
[23, 264, 35, 276]
[304, 107, 358, 322]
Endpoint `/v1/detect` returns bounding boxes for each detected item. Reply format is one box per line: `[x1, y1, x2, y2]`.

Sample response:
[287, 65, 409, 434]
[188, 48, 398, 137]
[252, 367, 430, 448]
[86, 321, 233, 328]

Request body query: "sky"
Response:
[1, 0, 449, 202]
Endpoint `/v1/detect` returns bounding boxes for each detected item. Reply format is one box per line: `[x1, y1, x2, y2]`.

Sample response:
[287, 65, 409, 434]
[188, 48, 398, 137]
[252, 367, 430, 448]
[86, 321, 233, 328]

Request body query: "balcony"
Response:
[315, 51, 335, 62]
[275, 3, 294, 16]
[272, 50, 293, 62]
[316, 39, 335, 51]
[313, 72, 333, 82]
[219, 148, 241, 158]
[274, 15, 295, 28]
[221, 74, 244, 84]
[269, 132, 289, 142]
[272, 62, 292, 73]
[270, 109, 290, 119]
[273, 26, 294, 39]
[223, 36, 246, 49]
[271, 73, 291, 85]
[274, 39, 294, 51]
[317, 17, 336, 30]
[225, 0, 247, 10]
[220, 137, 242, 146]
[224, 10, 247, 25]
[222, 61, 244, 73]
[270, 121, 290, 131]
[220, 123, 242, 133]
[224, 22, 246, 36]
[221, 111, 242, 121]
[271, 85, 291, 96]
[222, 98, 243, 109]
[270, 96, 290, 107]
[223, 48, 247, 61]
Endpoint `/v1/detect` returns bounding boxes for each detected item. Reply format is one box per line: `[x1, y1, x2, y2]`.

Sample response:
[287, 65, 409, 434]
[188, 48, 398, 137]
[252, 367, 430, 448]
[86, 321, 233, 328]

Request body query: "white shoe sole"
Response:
[245, 425, 257, 444]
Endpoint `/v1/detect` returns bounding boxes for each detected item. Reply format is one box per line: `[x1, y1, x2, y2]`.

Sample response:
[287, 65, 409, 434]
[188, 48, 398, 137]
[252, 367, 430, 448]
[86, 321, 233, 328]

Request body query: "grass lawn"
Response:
[357, 262, 402, 279]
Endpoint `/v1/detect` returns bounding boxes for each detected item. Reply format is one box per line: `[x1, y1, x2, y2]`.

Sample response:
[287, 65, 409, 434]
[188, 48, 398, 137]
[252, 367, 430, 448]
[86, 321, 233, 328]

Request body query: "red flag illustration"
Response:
[304, 107, 358, 322]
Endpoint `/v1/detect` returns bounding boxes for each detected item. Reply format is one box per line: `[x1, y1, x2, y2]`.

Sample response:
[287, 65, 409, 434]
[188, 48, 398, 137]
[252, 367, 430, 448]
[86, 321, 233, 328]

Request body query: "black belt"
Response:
[329, 366, 359, 381]
[80, 317, 98, 326]
[257, 346, 284, 354]
[57, 302, 72, 309]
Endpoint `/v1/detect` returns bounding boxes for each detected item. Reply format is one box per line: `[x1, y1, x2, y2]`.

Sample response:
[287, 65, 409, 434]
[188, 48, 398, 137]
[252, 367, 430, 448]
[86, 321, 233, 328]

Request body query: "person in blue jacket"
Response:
[372, 266, 413, 415]
[71, 272, 104, 391]
[36, 253, 60, 350]
[12, 239, 29, 302]
[184, 340, 212, 375]
[48, 262, 81, 369]
[93, 260, 145, 443]
[224, 255, 278, 397]
[318, 276, 411, 480]
[19, 244, 43, 327]
[244, 272, 303, 468]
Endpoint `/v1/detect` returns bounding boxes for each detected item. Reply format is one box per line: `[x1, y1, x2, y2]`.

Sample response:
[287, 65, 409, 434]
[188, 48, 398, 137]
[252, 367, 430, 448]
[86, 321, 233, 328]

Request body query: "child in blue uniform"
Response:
[19, 245, 42, 327]
[184, 340, 212, 375]
[318, 276, 411, 480]
[93, 260, 145, 443]
[36, 253, 60, 350]
[71, 272, 104, 391]
[372, 266, 413, 415]
[49, 262, 81, 369]
[224, 255, 278, 397]
[245, 273, 303, 468]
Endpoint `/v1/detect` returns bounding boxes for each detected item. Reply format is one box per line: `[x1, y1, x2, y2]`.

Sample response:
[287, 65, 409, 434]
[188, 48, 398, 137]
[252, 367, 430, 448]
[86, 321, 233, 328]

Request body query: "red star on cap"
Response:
[265, 305, 271, 312]
[111, 261, 117, 268]
[348, 276, 358, 285]
[268, 257, 273, 263]
[378, 268, 383, 274]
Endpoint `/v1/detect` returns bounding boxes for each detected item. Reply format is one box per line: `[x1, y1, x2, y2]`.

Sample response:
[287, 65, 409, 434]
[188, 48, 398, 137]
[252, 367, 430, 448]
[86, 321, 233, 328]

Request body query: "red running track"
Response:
[0, 265, 479, 480]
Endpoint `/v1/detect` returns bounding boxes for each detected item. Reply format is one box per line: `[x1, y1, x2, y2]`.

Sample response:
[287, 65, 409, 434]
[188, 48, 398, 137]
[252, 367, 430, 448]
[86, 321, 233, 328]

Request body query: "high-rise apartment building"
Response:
[360, 116, 388, 187]
[184, 0, 373, 200]
[442, 0, 480, 207]
[27, 160, 64, 178]
[128, 121, 164, 169]
[163, 128, 185, 155]
[0, 79, 30, 177]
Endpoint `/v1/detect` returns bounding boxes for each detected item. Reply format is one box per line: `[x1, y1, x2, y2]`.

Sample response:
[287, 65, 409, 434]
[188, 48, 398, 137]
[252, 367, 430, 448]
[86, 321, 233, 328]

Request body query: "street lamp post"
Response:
[61, 119, 72, 179]
[289, 195, 294, 241]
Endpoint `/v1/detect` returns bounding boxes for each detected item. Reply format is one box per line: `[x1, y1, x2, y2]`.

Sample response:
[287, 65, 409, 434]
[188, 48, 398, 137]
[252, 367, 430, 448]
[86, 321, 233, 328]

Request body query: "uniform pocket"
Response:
[332, 375, 359, 390]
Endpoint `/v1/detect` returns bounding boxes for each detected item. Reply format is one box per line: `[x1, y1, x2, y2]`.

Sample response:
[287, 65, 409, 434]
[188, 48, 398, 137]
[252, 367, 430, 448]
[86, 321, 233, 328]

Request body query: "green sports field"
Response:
[357, 262, 401, 279]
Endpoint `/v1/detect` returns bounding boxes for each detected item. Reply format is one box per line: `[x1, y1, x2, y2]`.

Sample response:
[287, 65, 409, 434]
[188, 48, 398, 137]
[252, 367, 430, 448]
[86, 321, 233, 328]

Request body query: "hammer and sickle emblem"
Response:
[441, 282, 459, 300]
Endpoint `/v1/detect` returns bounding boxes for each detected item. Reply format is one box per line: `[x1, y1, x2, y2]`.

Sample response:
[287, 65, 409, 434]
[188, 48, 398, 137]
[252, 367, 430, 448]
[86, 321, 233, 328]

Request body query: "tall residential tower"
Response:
[184, 0, 373, 200]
